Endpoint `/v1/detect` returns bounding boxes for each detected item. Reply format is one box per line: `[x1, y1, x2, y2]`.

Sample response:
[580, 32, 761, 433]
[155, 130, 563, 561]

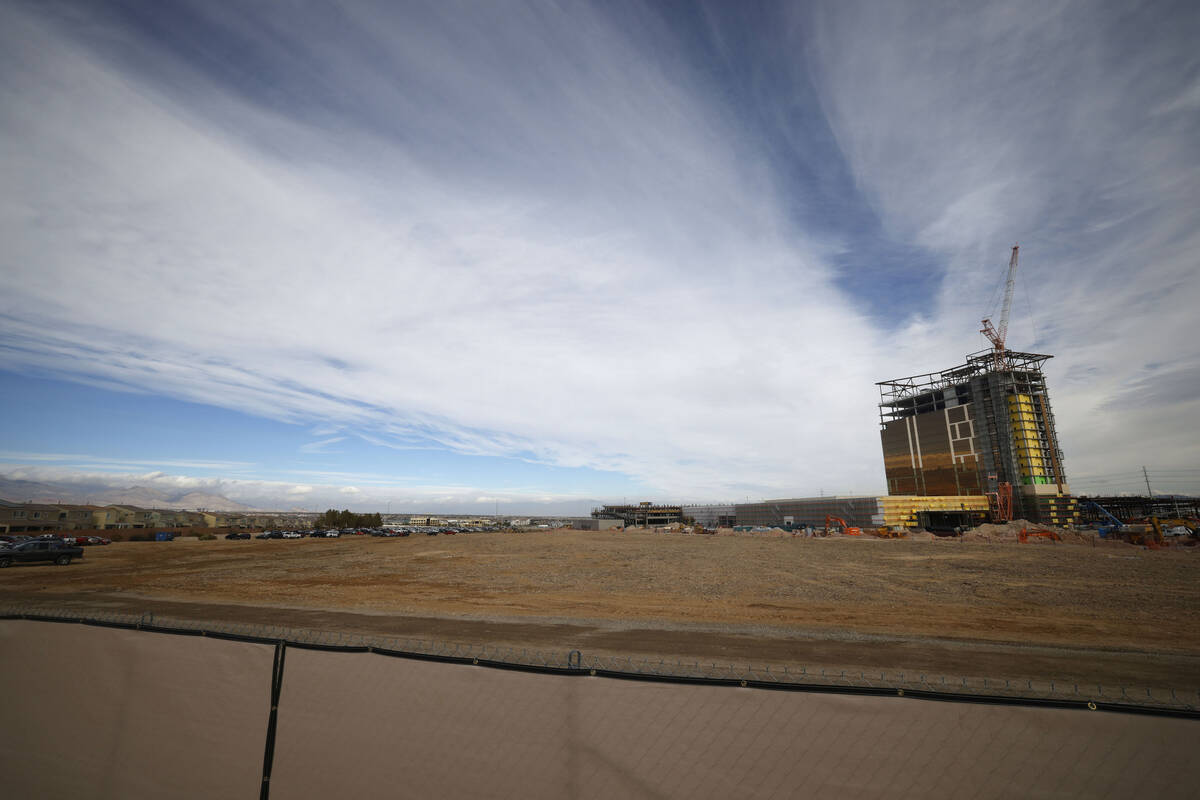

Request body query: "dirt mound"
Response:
[959, 521, 1135, 547]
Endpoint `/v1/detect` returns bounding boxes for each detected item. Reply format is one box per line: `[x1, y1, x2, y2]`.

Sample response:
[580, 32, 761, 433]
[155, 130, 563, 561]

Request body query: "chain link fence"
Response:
[3, 602, 1195, 715]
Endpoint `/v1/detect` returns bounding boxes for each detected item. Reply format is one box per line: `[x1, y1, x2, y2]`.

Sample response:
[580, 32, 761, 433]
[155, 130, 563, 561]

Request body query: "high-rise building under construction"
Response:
[876, 247, 1078, 526]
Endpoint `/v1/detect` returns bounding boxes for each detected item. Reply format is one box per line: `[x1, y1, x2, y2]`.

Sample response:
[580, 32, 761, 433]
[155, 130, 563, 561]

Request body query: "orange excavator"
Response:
[825, 515, 861, 536]
[1018, 527, 1061, 543]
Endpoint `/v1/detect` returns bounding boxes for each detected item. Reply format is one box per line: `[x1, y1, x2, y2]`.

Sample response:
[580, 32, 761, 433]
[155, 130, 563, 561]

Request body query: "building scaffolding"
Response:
[877, 348, 1072, 524]
[592, 503, 683, 527]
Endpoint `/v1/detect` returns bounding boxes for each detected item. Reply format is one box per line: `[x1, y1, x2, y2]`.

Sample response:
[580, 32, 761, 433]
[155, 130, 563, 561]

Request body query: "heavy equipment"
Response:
[1082, 500, 1124, 538]
[1124, 519, 1166, 549]
[1151, 518, 1198, 538]
[874, 526, 906, 539]
[824, 515, 861, 536]
[1018, 527, 1061, 543]
[980, 245, 1020, 370]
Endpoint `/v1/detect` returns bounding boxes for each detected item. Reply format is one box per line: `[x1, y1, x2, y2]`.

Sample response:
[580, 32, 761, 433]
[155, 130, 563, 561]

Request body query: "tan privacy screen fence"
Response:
[2, 616, 1198, 799]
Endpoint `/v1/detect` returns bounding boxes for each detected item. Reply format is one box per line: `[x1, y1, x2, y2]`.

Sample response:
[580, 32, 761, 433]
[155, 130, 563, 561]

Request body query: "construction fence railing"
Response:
[5, 604, 1200, 800]
[3, 602, 1195, 717]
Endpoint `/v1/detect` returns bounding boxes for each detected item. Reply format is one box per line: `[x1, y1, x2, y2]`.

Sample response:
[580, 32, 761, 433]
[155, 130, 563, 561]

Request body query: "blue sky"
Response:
[2, 0, 1198, 512]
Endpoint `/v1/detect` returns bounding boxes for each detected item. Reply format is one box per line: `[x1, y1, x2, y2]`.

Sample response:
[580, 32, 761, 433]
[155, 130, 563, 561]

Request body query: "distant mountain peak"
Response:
[0, 476, 256, 512]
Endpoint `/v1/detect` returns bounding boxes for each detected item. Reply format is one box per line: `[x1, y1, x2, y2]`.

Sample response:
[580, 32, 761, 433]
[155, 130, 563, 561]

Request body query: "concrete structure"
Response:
[682, 504, 736, 528]
[735, 495, 990, 530]
[592, 502, 683, 527]
[406, 515, 446, 526]
[878, 348, 1078, 525]
[572, 517, 625, 531]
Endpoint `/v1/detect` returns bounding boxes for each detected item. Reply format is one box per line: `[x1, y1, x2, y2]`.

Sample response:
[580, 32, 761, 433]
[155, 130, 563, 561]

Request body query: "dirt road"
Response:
[3, 531, 1197, 689]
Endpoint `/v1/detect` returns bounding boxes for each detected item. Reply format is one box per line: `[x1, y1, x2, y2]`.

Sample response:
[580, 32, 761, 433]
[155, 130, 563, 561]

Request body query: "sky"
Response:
[2, 0, 1198, 513]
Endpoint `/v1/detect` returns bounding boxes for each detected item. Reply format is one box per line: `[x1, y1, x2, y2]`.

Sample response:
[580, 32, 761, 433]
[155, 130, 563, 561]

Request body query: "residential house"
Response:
[90, 506, 124, 530]
[108, 506, 158, 529]
[1, 500, 65, 533]
[54, 505, 96, 530]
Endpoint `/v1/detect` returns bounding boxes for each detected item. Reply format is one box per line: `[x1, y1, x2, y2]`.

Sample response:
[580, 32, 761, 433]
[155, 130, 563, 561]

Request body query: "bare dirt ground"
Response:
[3, 530, 1198, 690]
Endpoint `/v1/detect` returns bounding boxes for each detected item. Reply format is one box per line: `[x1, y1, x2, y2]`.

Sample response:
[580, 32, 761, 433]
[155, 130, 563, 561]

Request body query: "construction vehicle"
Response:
[825, 515, 861, 536]
[1019, 527, 1061, 543]
[1082, 500, 1124, 538]
[1152, 518, 1198, 538]
[874, 526, 906, 539]
[1123, 519, 1166, 549]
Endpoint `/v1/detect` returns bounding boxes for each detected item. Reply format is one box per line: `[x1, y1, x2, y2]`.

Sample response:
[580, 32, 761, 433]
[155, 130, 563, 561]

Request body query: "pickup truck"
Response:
[0, 539, 85, 567]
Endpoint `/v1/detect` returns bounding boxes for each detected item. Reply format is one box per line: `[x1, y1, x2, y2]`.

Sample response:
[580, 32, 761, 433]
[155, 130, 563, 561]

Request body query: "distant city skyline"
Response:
[2, 1, 1198, 510]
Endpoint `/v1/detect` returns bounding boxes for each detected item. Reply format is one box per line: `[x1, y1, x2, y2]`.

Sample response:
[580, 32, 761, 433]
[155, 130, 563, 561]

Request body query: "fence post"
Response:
[259, 641, 287, 800]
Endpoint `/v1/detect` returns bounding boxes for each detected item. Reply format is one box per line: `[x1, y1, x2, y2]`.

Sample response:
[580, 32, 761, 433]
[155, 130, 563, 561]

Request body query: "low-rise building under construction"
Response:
[592, 503, 683, 527]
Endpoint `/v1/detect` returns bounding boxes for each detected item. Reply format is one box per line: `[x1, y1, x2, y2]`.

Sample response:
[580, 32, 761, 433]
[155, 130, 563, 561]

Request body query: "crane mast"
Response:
[981, 245, 1019, 368]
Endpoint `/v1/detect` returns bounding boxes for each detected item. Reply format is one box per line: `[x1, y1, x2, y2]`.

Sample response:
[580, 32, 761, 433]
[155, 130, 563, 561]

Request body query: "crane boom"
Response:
[997, 244, 1018, 344]
[981, 245, 1019, 355]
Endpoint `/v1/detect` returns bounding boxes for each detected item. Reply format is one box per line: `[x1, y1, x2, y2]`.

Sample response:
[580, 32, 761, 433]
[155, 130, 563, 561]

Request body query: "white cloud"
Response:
[0, 464, 599, 513]
[0, 2, 886, 500]
[299, 437, 347, 455]
[0, 451, 256, 472]
[0, 1, 1196, 501]
[803, 0, 1200, 492]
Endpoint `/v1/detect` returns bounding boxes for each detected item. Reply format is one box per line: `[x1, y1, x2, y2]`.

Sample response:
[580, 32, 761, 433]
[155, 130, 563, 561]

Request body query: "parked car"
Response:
[62, 535, 111, 546]
[282, 531, 303, 539]
[226, 532, 252, 540]
[0, 539, 84, 567]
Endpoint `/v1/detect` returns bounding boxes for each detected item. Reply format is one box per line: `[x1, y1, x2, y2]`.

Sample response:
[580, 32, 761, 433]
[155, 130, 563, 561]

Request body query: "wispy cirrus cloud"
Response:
[299, 437, 347, 455]
[0, 1, 884, 500]
[800, 0, 1200, 491]
[1, 0, 1197, 502]
[0, 451, 255, 472]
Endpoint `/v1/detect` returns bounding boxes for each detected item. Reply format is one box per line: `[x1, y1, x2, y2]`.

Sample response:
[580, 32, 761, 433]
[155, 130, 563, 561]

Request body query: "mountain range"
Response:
[0, 477, 257, 512]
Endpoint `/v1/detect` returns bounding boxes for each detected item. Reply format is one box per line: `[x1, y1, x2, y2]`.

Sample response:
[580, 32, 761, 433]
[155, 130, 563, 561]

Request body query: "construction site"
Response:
[3, 247, 1197, 800]
[724, 246, 1196, 544]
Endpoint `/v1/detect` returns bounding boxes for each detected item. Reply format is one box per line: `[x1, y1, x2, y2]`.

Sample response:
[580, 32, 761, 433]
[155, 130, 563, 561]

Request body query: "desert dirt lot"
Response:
[3, 530, 1199, 690]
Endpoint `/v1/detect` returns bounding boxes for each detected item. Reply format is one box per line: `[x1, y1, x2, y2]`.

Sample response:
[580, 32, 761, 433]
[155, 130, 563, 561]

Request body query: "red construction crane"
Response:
[981, 245, 1019, 369]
